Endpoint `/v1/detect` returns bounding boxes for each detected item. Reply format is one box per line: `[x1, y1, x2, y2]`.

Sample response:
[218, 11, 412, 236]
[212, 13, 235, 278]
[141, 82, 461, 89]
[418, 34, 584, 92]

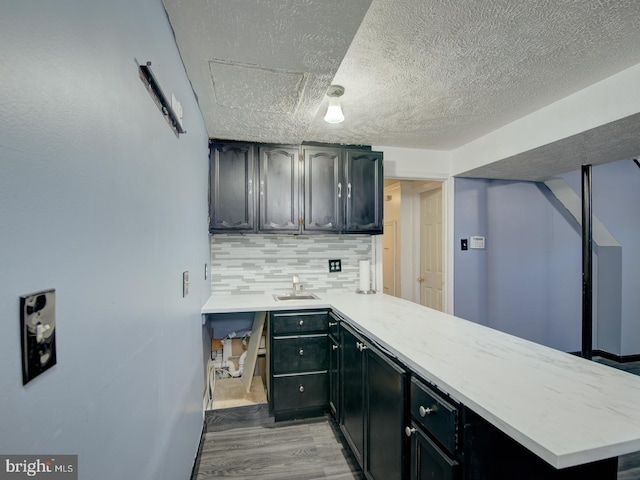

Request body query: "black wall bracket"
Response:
[139, 62, 186, 138]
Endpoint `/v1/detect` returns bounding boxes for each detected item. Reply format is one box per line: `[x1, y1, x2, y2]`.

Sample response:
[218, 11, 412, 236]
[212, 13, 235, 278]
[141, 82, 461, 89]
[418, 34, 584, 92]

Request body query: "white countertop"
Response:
[202, 292, 640, 469]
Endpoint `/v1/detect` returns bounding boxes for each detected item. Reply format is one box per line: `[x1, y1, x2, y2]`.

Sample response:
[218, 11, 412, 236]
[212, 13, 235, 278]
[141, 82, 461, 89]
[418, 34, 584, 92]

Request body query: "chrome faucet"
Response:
[292, 274, 304, 293]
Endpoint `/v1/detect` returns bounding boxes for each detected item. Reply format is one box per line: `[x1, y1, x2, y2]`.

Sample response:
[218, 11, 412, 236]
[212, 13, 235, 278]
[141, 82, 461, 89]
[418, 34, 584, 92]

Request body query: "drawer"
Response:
[272, 335, 329, 374]
[272, 311, 329, 335]
[410, 377, 458, 455]
[272, 372, 328, 411]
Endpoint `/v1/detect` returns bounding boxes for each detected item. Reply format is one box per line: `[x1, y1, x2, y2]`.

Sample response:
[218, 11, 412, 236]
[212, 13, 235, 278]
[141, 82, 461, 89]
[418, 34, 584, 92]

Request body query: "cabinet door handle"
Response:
[328, 321, 338, 327]
[347, 182, 352, 199]
[356, 342, 368, 352]
[332, 344, 339, 350]
[338, 182, 342, 199]
[405, 426, 416, 437]
[299, 319, 304, 326]
[248, 178, 252, 195]
[260, 180, 264, 195]
[299, 349, 304, 356]
[419, 406, 434, 417]
[299, 385, 304, 393]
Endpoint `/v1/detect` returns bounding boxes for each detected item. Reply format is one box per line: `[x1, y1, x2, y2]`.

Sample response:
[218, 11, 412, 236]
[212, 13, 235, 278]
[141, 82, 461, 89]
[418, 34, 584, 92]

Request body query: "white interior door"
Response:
[382, 220, 397, 296]
[420, 188, 443, 310]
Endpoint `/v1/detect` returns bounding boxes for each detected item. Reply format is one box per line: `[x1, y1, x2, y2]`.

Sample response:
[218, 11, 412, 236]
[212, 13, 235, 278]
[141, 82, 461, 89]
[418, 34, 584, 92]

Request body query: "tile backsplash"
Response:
[210, 234, 372, 295]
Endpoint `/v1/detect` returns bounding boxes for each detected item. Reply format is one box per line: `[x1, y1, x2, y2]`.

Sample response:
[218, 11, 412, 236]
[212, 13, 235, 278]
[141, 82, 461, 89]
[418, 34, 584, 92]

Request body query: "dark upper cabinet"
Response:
[209, 142, 255, 232]
[303, 146, 383, 234]
[345, 149, 383, 233]
[303, 147, 343, 232]
[210, 141, 383, 235]
[258, 145, 300, 232]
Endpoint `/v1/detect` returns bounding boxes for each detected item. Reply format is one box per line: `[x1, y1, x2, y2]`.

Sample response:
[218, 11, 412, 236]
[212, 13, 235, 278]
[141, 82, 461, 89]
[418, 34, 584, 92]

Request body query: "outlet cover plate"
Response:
[328, 259, 342, 272]
[20, 289, 57, 385]
[183, 271, 190, 297]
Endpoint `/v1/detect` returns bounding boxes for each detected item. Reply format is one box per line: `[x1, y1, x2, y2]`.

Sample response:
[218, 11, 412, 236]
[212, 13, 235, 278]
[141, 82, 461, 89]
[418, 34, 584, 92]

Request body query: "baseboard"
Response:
[190, 423, 206, 480]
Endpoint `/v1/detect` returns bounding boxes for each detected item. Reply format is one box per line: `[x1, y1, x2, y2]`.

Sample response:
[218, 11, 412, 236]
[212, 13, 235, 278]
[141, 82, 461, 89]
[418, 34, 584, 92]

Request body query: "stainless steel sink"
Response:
[273, 293, 319, 301]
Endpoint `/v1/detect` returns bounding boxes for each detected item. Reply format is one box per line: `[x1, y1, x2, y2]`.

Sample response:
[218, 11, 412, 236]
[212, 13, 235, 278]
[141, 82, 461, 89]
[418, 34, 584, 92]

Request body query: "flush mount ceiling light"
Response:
[324, 85, 345, 124]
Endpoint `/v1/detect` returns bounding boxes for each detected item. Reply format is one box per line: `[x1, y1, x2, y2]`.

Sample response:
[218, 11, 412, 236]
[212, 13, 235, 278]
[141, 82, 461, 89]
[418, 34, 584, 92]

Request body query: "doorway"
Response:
[381, 179, 447, 312]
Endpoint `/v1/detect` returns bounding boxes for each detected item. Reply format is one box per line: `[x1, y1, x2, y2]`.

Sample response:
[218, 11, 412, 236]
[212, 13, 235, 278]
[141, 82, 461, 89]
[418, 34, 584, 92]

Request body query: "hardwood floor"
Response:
[193, 358, 640, 479]
[195, 409, 363, 480]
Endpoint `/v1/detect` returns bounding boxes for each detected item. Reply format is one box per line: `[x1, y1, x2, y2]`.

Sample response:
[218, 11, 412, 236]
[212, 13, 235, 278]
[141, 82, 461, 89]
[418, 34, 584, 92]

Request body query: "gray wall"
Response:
[454, 159, 640, 355]
[454, 178, 582, 352]
[0, 2, 210, 479]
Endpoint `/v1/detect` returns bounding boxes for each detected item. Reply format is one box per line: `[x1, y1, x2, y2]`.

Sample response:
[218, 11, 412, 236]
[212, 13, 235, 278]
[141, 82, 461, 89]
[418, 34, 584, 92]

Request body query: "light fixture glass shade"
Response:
[324, 96, 344, 124]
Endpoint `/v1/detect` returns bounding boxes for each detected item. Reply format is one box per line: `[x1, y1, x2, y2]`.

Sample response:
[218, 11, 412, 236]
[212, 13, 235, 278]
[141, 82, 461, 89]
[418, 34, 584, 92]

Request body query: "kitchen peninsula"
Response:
[202, 292, 640, 478]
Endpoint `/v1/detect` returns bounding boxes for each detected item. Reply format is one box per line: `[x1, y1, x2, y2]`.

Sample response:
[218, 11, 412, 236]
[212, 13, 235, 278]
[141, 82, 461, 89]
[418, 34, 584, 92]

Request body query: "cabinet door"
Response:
[258, 145, 300, 232]
[410, 424, 459, 480]
[345, 150, 383, 234]
[209, 142, 255, 232]
[340, 325, 365, 468]
[303, 147, 343, 232]
[366, 346, 406, 480]
[329, 334, 340, 419]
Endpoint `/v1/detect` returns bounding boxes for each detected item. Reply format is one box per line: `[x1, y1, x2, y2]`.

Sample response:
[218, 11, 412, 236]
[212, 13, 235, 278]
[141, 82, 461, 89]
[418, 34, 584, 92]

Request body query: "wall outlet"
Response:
[328, 259, 342, 272]
[183, 271, 190, 297]
[20, 289, 57, 384]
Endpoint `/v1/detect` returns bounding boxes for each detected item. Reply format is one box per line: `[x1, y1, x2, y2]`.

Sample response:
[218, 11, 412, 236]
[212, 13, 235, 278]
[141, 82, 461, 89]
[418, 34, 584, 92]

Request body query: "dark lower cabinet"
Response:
[366, 344, 406, 480]
[410, 424, 459, 480]
[340, 323, 406, 480]
[268, 310, 330, 421]
[340, 325, 365, 465]
[329, 332, 340, 419]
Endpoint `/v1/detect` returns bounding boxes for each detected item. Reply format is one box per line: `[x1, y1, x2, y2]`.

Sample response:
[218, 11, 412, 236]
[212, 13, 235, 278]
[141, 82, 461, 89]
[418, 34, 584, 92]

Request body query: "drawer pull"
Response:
[332, 344, 339, 350]
[299, 349, 304, 356]
[328, 321, 338, 327]
[299, 385, 304, 393]
[299, 320, 304, 326]
[419, 405, 435, 417]
[405, 426, 416, 437]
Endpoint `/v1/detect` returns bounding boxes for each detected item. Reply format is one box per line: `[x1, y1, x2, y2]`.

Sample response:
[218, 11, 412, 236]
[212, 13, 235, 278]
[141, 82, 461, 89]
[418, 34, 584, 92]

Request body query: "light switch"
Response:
[461, 239, 468, 251]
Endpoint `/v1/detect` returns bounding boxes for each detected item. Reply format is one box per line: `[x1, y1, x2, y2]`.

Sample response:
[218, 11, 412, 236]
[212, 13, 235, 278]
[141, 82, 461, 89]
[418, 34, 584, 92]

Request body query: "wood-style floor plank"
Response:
[195, 414, 364, 480]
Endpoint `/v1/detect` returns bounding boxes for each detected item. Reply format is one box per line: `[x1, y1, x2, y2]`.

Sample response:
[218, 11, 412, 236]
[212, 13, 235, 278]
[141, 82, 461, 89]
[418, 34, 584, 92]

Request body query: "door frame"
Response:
[374, 177, 453, 314]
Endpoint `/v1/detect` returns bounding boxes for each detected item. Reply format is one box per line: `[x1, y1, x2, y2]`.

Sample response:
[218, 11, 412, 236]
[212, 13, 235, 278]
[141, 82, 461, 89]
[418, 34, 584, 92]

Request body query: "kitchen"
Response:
[1, 1, 640, 480]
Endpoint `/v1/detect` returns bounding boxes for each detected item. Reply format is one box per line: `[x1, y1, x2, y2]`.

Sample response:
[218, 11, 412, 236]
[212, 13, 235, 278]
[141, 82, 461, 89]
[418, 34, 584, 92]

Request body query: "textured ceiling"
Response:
[458, 112, 640, 181]
[162, 0, 372, 145]
[163, 0, 640, 178]
[307, 0, 640, 149]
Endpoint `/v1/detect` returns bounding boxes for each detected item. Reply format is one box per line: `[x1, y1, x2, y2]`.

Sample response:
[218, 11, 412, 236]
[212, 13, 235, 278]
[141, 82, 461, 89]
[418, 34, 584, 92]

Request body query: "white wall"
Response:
[0, 2, 210, 479]
[374, 145, 452, 179]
